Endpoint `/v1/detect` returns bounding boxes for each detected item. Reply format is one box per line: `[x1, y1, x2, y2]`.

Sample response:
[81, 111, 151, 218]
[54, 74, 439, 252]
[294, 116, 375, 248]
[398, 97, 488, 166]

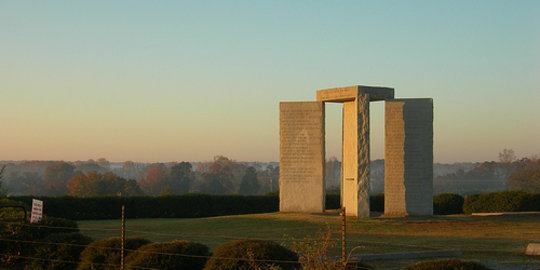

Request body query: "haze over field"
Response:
[1, 1, 539, 163]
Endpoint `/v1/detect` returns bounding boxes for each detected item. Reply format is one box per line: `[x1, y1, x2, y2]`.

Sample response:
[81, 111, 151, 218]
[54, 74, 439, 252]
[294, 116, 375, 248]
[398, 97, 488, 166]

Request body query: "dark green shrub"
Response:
[0, 216, 79, 269]
[24, 232, 92, 270]
[204, 239, 298, 270]
[125, 240, 209, 270]
[77, 237, 151, 270]
[405, 258, 490, 270]
[12, 194, 280, 220]
[524, 193, 540, 211]
[370, 193, 384, 212]
[433, 193, 464, 215]
[463, 191, 538, 214]
[0, 198, 29, 239]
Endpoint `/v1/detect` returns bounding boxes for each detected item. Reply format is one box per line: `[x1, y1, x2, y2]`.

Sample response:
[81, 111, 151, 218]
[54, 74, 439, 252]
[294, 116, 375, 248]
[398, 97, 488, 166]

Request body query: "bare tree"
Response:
[499, 148, 516, 163]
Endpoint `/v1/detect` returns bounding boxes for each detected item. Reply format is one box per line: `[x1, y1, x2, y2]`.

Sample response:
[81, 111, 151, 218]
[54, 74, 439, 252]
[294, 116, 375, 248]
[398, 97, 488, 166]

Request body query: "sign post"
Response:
[30, 199, 43, 223]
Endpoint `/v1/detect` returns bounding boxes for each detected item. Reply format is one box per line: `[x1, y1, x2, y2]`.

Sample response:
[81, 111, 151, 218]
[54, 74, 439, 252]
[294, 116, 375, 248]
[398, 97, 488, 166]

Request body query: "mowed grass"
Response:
[78, 212, 540, 269]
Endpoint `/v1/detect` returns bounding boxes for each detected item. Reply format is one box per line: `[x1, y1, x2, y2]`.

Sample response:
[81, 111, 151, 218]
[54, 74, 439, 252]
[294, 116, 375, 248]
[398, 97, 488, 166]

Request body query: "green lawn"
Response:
[78, 212, 540, 269]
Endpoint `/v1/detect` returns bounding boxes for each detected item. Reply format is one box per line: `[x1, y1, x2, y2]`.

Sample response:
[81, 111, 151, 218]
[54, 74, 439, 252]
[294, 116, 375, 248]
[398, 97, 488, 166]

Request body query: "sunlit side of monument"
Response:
[279, 85, 433, 218]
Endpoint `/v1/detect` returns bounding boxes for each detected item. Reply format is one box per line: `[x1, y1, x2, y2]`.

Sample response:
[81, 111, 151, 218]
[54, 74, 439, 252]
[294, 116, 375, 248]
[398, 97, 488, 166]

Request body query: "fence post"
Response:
[121, 205, 125, 270]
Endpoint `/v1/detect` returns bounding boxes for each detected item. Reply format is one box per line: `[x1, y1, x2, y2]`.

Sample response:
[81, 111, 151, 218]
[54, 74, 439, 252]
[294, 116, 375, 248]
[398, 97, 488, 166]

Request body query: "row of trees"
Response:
[508, 157, 540, 192]
[1, 156, 280, 197]
[1, 149, 538, 197]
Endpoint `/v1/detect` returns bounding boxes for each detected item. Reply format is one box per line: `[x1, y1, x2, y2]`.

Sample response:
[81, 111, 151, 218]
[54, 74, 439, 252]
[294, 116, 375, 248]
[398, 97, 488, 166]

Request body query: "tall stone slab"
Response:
[384, 99, 433, 216]
[341, 94, 370, 217]
[279, 102, 325, 213]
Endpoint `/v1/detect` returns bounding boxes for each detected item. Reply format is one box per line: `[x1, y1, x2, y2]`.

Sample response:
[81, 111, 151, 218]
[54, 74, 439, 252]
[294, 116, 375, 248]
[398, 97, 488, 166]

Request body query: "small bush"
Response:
[433, 193, 464, 215]
[0, 216, 79, 269]
[405, 258, 490, 270]
[24, 232, 92, 270]
[204, 239, 298, 270]
[463, 191, 538, 214]
[125, 240, 210, 270]
[77, 237, 151, 270]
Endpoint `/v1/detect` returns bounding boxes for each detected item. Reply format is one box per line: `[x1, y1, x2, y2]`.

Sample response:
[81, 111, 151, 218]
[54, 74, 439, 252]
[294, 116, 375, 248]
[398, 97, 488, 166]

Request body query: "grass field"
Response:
[78, 212, 540, 269]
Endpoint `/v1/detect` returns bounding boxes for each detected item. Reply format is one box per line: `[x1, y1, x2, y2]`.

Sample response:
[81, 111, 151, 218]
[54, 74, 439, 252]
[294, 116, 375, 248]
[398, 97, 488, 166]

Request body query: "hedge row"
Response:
[10, 191, 538, 220]
[11, 194, 375, 220]
[8, 193, 454, 220]
[434, 193, 464, 215]
[11, 194, 279, 220]
[463, 191, 540, 214]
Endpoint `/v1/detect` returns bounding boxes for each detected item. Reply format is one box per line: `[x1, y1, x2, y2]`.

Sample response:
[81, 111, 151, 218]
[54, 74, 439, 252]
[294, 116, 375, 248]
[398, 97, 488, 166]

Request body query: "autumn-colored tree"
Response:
[66, 172, 91, 196]
[199, 156, 236, 194]
[139, 163, 167, 196]
[66, 171, 143, 197]
[168, 162, 194, 194]
[509, 158, 540, 192]
[44, 162, 76, 196]
[239, 166, 260, 194]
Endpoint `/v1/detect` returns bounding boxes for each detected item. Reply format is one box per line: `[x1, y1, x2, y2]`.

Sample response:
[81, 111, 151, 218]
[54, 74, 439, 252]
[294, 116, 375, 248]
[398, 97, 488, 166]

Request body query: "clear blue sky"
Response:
[1, 1, 539, 163]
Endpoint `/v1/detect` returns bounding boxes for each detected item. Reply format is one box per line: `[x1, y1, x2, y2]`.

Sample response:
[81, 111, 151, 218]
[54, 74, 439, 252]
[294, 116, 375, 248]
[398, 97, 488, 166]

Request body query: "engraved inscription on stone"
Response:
[280, 104, 324, 183]
[279, 102, 325, 212]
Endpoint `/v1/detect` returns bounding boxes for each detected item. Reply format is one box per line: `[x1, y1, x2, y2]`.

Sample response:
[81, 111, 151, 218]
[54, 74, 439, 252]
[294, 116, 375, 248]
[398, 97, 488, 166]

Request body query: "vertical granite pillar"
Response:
[384, 99, 433, 216]
[341, 94, 370, 217]
[279, 102, 325, 213]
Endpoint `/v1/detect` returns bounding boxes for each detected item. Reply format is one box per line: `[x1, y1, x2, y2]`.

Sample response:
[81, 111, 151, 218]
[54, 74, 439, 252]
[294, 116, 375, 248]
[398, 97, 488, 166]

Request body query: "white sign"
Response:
[30, 199, 43, 223]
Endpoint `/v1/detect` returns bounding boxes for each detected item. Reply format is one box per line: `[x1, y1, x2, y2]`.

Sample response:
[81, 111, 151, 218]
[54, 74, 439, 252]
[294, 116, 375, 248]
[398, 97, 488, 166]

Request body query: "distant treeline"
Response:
[1, 156, 279, 197]
[1, 153, 539, 197]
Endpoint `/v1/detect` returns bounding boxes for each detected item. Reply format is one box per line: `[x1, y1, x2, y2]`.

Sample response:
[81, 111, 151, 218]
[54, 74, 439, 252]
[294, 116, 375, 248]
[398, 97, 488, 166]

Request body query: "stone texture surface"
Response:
[356, 94, 371, 218]
[316, 85, 394, 102]
[384, 99, 433, 216]
[342, 101, 358, 216]
[341, 94, 370, 218]
[279, 102, 325, 213]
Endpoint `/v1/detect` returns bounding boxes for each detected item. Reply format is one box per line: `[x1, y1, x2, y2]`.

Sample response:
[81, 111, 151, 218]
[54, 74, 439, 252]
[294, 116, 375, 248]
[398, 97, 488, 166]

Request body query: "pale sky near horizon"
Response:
[1, 1, 539, 163]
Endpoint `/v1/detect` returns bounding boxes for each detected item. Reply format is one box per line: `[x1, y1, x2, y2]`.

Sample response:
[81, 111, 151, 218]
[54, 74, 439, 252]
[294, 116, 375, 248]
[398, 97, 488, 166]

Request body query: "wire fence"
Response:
[1, 210, 531, 270]
[0, 215, 360, 269]
[0, 213, 391, 270]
